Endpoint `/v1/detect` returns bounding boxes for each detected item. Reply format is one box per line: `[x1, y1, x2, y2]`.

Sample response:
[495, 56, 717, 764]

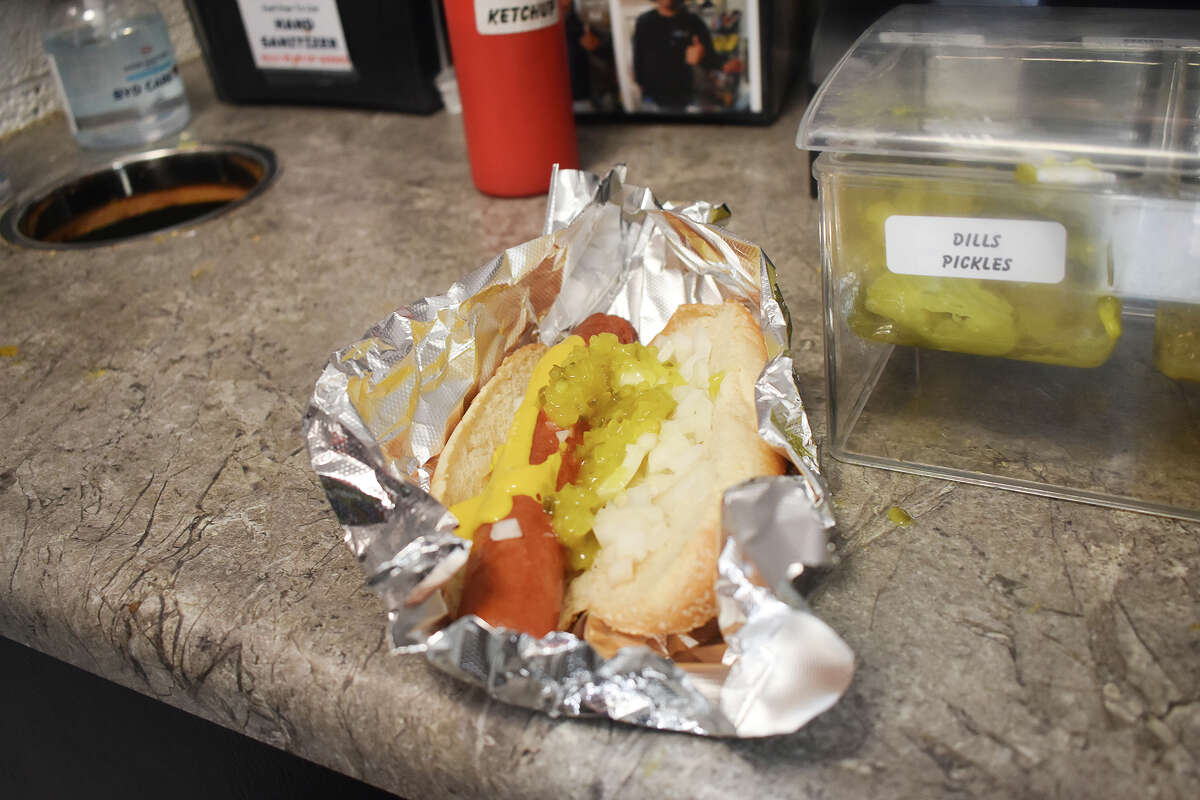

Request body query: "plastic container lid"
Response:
[797, 4, 1200, 176]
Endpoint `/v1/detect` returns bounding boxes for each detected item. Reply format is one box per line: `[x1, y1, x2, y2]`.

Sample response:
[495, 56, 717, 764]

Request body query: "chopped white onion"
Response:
[489, 518, 523, 541]
[588, 329, 716, 580]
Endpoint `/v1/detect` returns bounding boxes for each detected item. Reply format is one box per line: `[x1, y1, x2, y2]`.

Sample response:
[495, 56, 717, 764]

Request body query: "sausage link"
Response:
[456, 495, 564, 636]
[454, 312, 636, 635]
[572, 313, 638, 344]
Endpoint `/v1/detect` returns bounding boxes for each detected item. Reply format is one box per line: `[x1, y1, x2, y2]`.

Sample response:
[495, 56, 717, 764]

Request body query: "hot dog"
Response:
[455, 495, 563, 636]
[452, 313, 636, 637]
[431, 300, 785, 649]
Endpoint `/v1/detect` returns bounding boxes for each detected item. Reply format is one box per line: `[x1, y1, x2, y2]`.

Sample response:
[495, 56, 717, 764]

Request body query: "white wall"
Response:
[0, 0, 200, 139]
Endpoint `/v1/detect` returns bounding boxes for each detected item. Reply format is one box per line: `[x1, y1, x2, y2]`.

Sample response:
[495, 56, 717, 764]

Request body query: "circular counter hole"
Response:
[1, 142, 277, 249]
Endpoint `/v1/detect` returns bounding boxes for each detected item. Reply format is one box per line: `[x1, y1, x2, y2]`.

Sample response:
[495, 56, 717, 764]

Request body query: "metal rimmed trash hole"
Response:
[1, 142, 277, 249]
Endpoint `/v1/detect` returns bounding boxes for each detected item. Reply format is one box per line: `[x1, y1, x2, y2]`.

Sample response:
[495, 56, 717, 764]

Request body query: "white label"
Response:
[1111, 202, 1200, 304]
[884, 216, 1066, 284]
[1082, 36, 1200, 51]
[877, 32, 986, 47]
[474, 0, 559, 36]
[236, 0, 353, 72]
[43, 13, 183, 128]
[44, 56, 79, 134]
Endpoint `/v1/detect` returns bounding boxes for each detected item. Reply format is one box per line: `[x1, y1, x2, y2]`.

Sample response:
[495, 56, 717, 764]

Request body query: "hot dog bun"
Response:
[562, 301, 784, 638]
[431, 300, 785, 646]
[431, 342, 547, 507]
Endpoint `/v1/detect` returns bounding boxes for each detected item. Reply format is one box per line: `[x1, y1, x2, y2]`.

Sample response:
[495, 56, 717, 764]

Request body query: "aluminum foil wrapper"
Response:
[303, 166, 854, 737]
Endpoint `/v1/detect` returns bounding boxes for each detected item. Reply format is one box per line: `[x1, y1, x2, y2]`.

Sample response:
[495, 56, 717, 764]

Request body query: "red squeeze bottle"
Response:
[443, 0, 580, 197]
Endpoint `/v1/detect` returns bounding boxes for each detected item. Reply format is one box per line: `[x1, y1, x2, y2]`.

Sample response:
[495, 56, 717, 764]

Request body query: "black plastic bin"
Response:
[184, 0, 444, 114]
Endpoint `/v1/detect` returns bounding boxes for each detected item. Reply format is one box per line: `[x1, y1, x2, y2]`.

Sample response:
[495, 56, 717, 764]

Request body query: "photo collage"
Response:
[562, 0, 762, 116]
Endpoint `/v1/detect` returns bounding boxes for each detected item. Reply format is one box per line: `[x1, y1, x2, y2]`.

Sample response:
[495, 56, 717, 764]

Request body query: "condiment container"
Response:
[442, 0, 579, 196]
[797, 4, 1200, 521]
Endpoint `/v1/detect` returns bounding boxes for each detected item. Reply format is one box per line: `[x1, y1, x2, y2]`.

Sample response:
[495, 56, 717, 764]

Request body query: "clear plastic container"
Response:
[799, 5, 1200, 176]
[797, 5, 1200, 520]
[43, 0, 190, 149]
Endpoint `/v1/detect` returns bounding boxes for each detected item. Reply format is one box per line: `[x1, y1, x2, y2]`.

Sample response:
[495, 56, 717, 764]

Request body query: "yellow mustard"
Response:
[448, 332, 685, 572]
[446, 335, 583, 541]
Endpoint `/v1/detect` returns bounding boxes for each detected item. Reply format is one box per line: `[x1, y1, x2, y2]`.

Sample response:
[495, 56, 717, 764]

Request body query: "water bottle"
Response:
[43, 0, 190, 149]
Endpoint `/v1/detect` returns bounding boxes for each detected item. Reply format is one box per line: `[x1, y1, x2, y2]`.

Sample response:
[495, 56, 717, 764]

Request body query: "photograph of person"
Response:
[563, 0, 620, 113]
[609, 0, 761, 115]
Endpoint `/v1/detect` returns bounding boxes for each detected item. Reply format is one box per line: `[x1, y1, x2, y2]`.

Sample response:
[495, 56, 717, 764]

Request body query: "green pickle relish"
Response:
[1155, 303, 1200, 382]
[538, 333, 684, 570]
[709, 371, 726, 399]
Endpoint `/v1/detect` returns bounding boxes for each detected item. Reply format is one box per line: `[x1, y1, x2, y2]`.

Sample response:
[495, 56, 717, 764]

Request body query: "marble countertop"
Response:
[1, 61, 1197, 799]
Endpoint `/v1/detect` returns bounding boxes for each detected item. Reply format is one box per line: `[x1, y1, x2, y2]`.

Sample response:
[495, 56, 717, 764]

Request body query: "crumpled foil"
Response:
[303, 166, 854, 737]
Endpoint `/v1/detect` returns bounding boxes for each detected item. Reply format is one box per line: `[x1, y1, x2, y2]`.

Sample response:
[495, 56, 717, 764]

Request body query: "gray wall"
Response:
[0, 0, 200, 139]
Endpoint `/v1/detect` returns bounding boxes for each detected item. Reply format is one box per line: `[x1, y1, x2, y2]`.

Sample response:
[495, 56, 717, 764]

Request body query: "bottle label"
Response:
[1081, 36, 1200, 51]
[235, 0, 354, 72]
[474, 0, 559, 36]
[884, 216, 1067, 284]
[43, 13, 184, 130]
[1110, 201, 1200, 303]
[44, 55, 80, 134]
[877, 32, 986, 47]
